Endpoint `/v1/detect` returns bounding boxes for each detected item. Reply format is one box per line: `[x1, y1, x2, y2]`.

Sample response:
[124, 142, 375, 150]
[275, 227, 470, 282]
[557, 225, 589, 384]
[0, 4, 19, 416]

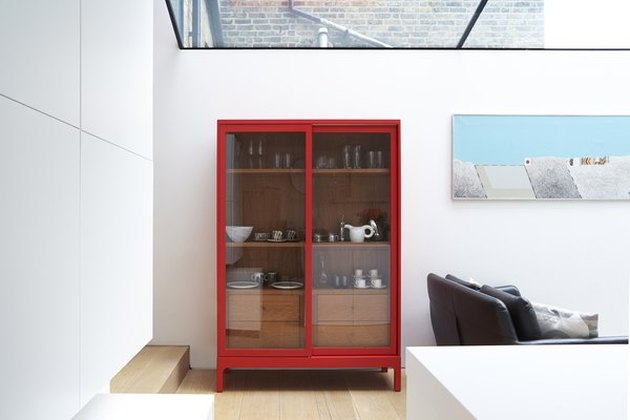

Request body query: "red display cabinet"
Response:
[216, 120, 401, 391]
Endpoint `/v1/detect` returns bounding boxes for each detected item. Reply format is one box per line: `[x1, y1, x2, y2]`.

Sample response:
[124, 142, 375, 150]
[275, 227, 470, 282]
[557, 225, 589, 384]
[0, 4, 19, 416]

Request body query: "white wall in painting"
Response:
[154, 0, 630, 368]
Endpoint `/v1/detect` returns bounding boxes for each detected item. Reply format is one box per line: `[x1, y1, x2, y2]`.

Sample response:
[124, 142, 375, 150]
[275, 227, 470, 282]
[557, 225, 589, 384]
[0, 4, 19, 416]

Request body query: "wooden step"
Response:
[111, 345, 190, 393]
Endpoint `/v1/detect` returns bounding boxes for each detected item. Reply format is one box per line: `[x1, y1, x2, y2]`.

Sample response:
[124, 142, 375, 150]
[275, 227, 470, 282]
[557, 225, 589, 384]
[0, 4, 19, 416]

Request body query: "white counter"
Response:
[406, 345, 628, 420]
[72, 394, 214, 420]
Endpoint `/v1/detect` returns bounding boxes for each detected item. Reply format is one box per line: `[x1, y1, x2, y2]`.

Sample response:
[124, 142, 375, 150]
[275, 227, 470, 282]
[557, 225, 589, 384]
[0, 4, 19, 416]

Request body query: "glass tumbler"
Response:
[353, 144, 362, 168]
[342, 145, 352, 168]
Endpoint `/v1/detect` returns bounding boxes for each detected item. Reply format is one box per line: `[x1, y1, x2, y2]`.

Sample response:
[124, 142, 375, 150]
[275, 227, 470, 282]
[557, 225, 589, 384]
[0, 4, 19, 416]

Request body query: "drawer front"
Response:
[313, 325, 389, 347]
[227, 321, 303, 348]
[262, 295, 301, 322]
[227, 294, 301, 322]
[353, 294, 389, 323]
[315, 294, 353, 323]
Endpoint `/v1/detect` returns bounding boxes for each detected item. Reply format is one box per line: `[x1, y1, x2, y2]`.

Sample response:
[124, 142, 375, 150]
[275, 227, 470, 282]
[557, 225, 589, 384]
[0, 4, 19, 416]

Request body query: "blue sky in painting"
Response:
[453, 115, 630, 165]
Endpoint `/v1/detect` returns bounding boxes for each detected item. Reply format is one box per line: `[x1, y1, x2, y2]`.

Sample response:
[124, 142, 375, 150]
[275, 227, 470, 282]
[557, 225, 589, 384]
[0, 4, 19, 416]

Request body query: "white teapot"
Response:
[344, 224, 375, 243]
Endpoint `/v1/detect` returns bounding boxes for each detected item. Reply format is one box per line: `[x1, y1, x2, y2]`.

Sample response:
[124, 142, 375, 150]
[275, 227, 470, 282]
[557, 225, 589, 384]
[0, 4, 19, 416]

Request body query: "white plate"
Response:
[370, 285, 387, 289]
[267, 239, 287, 243]
[227, 281, 260, 289]
[354, 285, 370, 289]
[271, 281, 304, 290]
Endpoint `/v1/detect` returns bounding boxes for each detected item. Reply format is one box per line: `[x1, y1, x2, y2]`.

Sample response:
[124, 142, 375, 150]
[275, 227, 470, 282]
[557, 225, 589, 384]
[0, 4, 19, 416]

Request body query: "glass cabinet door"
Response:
[311, 131, 392, 349]
[223, 131, 306, 349]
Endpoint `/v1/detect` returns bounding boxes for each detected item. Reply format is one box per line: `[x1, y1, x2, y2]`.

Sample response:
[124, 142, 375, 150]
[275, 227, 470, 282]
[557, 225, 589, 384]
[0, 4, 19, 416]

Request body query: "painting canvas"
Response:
[452, 115, 630, 200]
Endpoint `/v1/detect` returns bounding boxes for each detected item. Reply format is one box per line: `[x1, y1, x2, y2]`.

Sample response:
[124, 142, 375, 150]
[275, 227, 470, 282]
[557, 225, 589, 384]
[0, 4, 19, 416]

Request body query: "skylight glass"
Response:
[165, 0, 628, 49]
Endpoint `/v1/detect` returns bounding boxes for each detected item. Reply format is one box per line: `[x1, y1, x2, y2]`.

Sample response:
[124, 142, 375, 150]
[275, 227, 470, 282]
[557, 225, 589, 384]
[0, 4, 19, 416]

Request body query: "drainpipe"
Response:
[288, 0, 392, 48]
[318, 28, 329, 48]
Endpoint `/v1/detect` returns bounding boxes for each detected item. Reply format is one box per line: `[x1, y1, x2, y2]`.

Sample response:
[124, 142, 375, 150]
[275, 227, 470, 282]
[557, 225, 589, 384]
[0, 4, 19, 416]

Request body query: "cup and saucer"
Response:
[369, 278, 386, 289]
[353, 277, 370, 289]
[368, 269, 386, 289]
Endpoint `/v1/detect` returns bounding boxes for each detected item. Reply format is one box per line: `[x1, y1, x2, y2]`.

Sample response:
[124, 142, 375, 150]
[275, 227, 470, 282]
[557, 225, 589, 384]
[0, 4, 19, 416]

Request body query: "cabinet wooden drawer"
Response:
[262, 295, 301, 322]
[227, 295, 260, 321]
[313, 324, 390, 347]
[227, 321, 303, 348]
[353, 294, 389, 323]
[227, 294, 301, 322]
[315, 294, 353, 322]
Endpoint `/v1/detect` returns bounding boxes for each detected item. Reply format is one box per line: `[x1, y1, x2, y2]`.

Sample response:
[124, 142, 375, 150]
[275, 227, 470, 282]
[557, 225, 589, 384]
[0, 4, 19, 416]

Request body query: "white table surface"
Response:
[407, 345, 628, 420]
[72, 393, 214, 420]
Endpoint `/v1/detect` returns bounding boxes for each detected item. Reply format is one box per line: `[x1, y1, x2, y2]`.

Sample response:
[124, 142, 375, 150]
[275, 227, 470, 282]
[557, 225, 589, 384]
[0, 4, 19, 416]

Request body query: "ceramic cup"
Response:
[271, 230, 283, 241]
[354, 269, 363, 277]
[254, 232, 270, 241]
[250, 272, 265, 284]
[369, 268, 379, 278]
[371, 278, 382, 288]
[355, 278, 367, 288]
[264, 272, 278, 283]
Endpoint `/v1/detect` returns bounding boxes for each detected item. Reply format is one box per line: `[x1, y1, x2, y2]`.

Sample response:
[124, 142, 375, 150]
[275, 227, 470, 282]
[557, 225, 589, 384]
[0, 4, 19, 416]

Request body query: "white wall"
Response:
[0, 1, 153, 418]
[546, 0, 630, 48]
[154, 2, 630, 368]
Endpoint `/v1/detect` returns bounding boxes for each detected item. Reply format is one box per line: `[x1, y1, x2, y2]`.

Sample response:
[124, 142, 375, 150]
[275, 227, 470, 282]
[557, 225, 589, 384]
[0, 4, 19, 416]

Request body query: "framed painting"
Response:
[452, 115, 630, 200]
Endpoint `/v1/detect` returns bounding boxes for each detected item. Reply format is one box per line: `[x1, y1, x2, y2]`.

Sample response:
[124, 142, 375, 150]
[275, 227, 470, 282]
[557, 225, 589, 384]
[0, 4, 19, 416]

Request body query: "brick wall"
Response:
[218, 0, 544, 48]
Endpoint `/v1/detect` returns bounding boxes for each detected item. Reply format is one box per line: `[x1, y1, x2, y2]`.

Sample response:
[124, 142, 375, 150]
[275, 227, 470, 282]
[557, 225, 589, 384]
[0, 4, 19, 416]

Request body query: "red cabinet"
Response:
[216, 120, 401, 391]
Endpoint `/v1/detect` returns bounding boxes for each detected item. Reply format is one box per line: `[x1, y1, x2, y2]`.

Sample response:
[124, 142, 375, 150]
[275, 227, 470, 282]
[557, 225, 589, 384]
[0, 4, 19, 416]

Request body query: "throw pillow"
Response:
[480, 285, 542, 341]
[445, 274, 481, 290]
[531, 302, 598, 339]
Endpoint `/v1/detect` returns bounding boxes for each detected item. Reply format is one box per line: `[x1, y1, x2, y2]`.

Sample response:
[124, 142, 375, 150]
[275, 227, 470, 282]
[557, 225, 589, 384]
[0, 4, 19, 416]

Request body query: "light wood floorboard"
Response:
[176, 369, 406, 420]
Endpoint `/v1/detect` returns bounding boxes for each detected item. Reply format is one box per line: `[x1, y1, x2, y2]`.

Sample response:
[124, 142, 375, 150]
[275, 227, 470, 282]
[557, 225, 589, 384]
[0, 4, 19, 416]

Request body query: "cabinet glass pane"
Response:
[311, 132, 391, 348]
[225, 132, 305, 349]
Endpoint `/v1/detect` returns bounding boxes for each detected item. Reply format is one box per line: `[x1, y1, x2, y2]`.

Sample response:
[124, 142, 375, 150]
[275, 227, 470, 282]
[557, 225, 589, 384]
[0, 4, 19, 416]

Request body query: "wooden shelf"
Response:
[228, 169, 388, 175]
[228, 168, 304, 174]
[226, 241, 305, 248]
[226, 286, 305, 295]
[312, 242, 390, 248]
[313, 169, 389, 175]
[313, 288, 389, 295]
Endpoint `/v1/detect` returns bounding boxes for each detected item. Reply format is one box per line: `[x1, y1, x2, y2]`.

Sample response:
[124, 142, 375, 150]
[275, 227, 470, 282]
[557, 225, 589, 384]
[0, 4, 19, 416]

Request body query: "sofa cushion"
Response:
[480, 285, 542, 341]
[531, 302, 598, 339]
[445, 274, 481, 290]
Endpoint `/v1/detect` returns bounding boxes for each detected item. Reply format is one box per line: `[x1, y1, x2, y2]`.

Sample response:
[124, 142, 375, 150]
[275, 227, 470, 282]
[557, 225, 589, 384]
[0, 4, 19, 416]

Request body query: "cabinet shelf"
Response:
[228, 169, 388, 175]
[313, 169, 389, 175]
[226, 241, 305, 248]
[228, 169, 304, 174]
[312, 242, 390, 248]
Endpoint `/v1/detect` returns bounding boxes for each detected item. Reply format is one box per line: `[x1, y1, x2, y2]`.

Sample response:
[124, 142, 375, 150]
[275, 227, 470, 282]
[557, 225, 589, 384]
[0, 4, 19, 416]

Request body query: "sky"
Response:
[453, 115, 630, 165]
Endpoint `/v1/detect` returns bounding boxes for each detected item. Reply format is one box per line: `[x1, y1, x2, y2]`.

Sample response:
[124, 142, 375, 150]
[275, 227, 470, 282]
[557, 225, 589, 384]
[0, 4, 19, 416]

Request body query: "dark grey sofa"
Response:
[427, 273, 628, 345]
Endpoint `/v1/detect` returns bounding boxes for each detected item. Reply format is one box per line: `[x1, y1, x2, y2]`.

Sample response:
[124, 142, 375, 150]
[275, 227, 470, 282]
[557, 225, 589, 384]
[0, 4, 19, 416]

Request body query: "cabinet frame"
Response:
[216, 120, 401, 391]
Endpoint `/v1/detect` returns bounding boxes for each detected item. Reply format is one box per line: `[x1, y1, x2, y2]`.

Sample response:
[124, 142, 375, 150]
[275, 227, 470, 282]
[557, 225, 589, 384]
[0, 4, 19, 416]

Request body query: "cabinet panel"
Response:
[223, 129, 307, 350]
[0, 97, 80, 420]
[81, 133, 153, 402]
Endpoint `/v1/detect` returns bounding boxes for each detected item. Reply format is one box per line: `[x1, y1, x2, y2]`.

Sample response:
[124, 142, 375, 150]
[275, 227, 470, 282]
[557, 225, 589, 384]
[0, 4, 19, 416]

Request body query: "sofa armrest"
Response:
[495, 285, 521, 297]
[517, 336, 628, 345]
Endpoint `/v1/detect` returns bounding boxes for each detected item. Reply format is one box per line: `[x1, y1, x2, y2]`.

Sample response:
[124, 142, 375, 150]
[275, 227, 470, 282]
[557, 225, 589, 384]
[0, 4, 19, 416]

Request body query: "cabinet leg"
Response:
[381, 367, 388, 372]
[216, 365, 225, 393]
[393, 367, 401, 392]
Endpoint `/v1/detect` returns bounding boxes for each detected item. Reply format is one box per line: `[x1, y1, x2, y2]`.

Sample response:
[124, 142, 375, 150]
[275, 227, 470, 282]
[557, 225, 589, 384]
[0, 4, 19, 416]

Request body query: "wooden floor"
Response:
[177, 369, 406, 420]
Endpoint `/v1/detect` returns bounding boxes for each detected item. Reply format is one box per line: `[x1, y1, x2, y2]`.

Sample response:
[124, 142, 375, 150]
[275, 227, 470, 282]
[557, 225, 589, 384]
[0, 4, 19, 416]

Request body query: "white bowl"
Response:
[226, 226, 253, 242]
